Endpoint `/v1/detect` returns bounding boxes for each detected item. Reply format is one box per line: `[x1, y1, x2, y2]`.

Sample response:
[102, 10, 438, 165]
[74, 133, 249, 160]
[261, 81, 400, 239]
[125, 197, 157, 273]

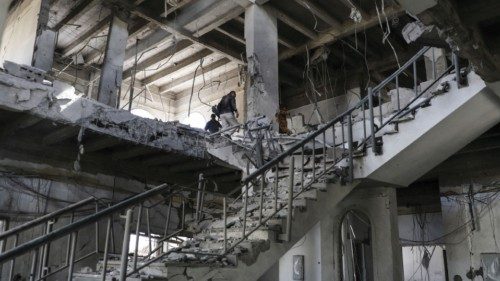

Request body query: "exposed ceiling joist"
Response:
[122, 40, 193, 81]
[130, 5, 244, 64]
[159, 58, 231, 94]
[266, 5, 317, 40]
[141, 48, 214, 85]
[278, 5, 404, 61]
[62, 15, 111, 57]
[53, 0, 101, 30]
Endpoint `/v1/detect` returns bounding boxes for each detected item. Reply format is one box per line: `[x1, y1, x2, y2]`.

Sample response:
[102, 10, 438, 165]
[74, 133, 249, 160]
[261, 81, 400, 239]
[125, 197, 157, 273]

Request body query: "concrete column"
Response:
[97, 15, 129, 108]
[244, 4, 279, 126]
[32, 0, 57, 71]
[424, 47, 447, 81]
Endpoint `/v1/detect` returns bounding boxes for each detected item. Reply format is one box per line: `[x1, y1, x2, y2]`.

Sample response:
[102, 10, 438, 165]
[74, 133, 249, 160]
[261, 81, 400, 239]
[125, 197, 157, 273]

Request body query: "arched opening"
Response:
[340, 210, 373, 281]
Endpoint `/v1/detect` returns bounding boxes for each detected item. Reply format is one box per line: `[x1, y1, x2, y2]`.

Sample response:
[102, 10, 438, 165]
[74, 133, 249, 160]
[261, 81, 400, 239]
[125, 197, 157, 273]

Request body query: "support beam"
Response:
[97, 15, 129, 107]
[245, 4, 279, 124]
[53, 0, 100, 30]
[266, 5, 317, 40]
[141, 48, 213, 85]
[193, 6, 246, 37]
[62, 15, 112, 57]
[279, 5, 403, 61]
[158, 57, 230, 93]
[122, 40, 193, 81]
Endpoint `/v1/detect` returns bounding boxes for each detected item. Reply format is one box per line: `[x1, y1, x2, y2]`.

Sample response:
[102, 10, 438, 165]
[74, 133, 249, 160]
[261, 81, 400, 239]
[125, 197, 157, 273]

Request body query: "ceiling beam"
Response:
[62, 15, 111, 57]
[293, 0, 341, 29]
[53, 0, 101, 30]
[159, 58, 231, 94]
[131, 5, 244, 64]
[141, 48, 213, 85]
[279, 5, 404, 61]
[266, 5, 317, 40]
[42, 126, 79, 145]
[122, 39, 193, 81]
[193, 6, 246, 37]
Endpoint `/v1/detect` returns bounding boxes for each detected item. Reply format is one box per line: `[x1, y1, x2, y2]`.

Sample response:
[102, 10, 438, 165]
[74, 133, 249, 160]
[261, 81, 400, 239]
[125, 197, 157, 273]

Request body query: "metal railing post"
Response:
[453, 52, 461, 87]
[347, 114, 354, 182]
[242, 183, 249, 238]
[301, 146, 305, 189]
[119, 208, 133, 281]
[133, 204, 143, 270]
[274, 164, 279, 212]
[223, 197, 227, 253]
[164, 197, 172, 238]
[8, 234, 18, 281]
[39, 220, 53, 280]
[285, 157, 295, 242]
[29, 248, 39, 281]
[146, 209, 152, 256]
[196, 173, 204, 222]
[413, 60, 418, 97]
[368, 87, 376, 152]
[101, 216, 112, 281]
[322, 131, 326, 172]
[258, 175, 265, 224]
[67, 232, 78, 281]
[396, 76, 400, 111]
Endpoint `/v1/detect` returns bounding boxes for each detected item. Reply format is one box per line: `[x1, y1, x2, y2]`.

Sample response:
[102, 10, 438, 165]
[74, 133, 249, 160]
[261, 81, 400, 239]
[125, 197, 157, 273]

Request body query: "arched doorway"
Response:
[340, 210, 373, 281]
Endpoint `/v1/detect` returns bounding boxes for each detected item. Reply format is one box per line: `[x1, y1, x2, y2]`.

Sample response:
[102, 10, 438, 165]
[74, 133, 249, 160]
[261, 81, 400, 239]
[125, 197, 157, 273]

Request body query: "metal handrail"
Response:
[219, 46, 463, 258]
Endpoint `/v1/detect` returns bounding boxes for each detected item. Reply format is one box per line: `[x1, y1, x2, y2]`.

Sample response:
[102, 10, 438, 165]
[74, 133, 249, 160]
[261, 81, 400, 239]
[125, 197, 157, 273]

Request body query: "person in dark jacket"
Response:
[205, 114, 222, 134]
[218, 91, 240, 135]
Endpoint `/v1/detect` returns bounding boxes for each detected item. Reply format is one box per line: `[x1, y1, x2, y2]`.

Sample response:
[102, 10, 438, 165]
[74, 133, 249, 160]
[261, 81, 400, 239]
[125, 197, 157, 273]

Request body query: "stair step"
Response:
[389, 115, 415, 124]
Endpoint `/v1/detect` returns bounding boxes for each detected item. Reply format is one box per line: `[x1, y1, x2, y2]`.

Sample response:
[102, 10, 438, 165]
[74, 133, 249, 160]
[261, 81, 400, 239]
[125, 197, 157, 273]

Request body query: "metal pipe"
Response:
[332, 126, 336, 161]
[0, 184, 171, 263]
[432, 48, 436, 80]
[258, 175, 265, 224]
[101, 216, 112, 281]
[347, 114, 354, 182]
[362, 101, 366, 142]
[0, 197, 94, 241]
[368, 87, 376, 153]
[341, 118, 345, 149]
[67, 232, 78, 281]
[133, 204, 143, 270]
[223, 197, 227, 253]
[285, 158, 295, 242]
[242, 183, 249, 238]
[181, 198, 186, 229]
[119, 209, 133, 281]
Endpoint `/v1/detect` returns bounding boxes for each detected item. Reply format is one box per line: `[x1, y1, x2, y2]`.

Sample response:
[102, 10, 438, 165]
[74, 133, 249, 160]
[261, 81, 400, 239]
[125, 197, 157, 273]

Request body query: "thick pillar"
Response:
[244, 4, 279, 125]
[97, 15, 128, 108]
[32, 0, 56, 71]
[424, 47, 447, 80]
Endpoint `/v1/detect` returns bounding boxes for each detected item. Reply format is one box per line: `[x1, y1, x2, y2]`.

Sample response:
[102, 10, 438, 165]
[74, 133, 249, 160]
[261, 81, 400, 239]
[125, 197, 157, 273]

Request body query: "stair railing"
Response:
[219, 46, 466, 256]
[0, 183, 191, 281]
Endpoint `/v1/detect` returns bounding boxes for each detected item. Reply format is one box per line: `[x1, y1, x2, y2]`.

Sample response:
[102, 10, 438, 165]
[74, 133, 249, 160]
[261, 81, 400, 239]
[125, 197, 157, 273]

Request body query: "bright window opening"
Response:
[129, 233, 187, 257]
[181, 112, 206, 129]
[131, 108, 155, 119]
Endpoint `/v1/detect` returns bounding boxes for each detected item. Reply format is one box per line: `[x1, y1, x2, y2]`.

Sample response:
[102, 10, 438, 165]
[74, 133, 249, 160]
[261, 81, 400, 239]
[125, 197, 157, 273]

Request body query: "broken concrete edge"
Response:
[0, 70, 242, 171]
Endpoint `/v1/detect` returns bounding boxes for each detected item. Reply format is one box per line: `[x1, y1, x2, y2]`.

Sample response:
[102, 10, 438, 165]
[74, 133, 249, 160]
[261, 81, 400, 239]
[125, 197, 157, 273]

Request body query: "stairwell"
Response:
[2, 47, 500, 281]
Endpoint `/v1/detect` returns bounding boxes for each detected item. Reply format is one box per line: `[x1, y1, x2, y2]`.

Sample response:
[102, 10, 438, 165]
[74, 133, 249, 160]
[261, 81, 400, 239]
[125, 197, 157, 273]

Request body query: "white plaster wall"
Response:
[288, 89, 361, 126]
[0, 0, 40, 67]
[0, 0, 13, 51]
[279, 222, 322, 281]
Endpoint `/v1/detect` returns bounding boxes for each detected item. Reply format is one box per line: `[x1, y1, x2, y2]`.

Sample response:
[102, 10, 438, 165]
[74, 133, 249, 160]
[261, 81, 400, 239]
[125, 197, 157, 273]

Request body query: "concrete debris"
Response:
[402, 20, 431, 43]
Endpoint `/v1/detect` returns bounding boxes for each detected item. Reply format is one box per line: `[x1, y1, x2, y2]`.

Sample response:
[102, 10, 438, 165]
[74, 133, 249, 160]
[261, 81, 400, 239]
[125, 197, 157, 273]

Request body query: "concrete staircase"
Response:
[5, 47, 500, 281]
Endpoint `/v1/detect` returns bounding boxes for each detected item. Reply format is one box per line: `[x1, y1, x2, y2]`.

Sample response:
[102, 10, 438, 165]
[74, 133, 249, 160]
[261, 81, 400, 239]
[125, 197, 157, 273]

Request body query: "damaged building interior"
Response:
[1, 0, 500, 280]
